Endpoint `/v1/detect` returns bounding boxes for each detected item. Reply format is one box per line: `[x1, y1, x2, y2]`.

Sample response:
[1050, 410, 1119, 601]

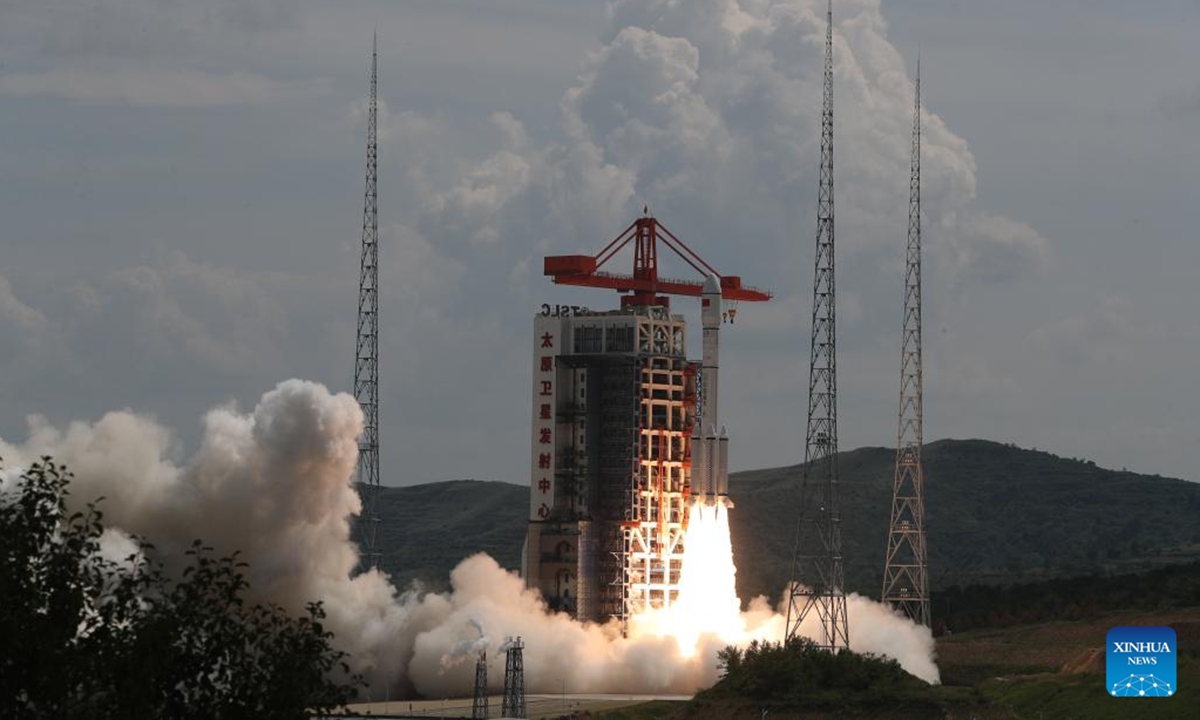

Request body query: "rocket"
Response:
[691, 274, 733, 508]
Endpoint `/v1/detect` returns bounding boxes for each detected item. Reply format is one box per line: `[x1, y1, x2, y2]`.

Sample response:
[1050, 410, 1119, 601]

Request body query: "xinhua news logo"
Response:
[1106, 626, 1176, 697]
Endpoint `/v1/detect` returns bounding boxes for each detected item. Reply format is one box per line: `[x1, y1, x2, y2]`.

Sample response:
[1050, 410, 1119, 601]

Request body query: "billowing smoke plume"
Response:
[0, 379, 936, 694]
[0, 380, 410, 690]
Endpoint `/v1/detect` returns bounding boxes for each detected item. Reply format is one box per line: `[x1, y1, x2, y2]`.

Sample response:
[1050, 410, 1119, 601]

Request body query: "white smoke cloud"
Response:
[847, 594, 939, 682]
[0, 380, 406, 691]
[1, 378, 937, 695]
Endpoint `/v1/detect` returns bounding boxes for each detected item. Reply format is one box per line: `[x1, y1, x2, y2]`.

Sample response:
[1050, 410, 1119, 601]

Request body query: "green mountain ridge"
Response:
[361, 439, 1200, 601]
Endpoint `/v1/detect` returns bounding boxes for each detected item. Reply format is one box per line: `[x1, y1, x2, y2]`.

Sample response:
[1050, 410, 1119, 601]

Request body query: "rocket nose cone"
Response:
[703, 274, 720, 295]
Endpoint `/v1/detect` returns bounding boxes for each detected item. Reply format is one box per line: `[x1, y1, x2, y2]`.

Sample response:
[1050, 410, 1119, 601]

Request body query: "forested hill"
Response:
[363, 439, 1200, 600]
[730, 439, 1200, 601]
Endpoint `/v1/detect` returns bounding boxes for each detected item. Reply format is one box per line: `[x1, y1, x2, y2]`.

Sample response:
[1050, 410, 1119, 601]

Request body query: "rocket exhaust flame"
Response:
[631, 500, 746, 656]
[627, 499, 939, 686]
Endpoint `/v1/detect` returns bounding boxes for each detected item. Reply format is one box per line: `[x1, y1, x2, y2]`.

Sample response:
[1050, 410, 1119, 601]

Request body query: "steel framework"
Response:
[471, 651, 488, 719]
[786, 0, 849, 652]
[501, 637, 526, 719]
[353, 34, 381, 571]
[882, 61, 930, 627]
[543, 212, 771, 308]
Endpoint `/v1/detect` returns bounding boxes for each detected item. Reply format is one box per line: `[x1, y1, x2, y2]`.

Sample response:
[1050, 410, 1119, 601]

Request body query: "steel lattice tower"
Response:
[354, 34, 381, 571]
[471, 651, 488, 719]
[881, 61, 930, 627]
[786, 0, 849, 652]
[501, 638, 526, 720]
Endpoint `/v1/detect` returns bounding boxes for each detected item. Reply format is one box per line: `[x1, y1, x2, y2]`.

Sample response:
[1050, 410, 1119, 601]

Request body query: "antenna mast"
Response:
[354, 33, 381, 571]
[786, 0, 849, 652]
[882, 60, 930, 626]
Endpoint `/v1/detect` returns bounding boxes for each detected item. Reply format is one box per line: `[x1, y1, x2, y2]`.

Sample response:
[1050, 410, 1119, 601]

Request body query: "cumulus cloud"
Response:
[394, 0, 1048, 294]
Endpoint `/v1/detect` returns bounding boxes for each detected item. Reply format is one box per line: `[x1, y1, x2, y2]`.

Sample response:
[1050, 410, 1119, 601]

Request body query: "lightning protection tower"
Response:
[472, 651, 488, 719]
[786, 0, 850, 652]
[501, 637, 526, 719]
[353, 33, 382, 571]
[882, 61, 930, 627]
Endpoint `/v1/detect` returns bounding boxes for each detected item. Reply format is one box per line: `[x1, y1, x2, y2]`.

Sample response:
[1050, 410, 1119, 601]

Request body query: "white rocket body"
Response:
[691, 275, 733, 508]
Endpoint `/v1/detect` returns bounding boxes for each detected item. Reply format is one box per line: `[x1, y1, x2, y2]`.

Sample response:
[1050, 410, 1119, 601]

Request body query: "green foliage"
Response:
[0, 458, 362, 719]
[727, 439, 1200, 602]
[934, 560, 1200, 633]
[980, 656, 1200, 720]
[699, 638, 938, 711]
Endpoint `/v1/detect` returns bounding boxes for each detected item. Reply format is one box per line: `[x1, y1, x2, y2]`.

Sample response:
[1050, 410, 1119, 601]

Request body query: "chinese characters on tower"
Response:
[530, 318, 560, 520]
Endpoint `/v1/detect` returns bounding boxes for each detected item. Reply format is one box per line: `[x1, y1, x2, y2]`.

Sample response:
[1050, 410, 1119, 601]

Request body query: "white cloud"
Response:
[0, 276, 48, 332]
[389, 0, 1047, 299]
[427, 150, 535, 245]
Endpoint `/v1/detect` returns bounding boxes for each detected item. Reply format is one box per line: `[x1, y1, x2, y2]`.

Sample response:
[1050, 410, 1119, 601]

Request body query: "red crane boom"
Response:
[544, 214, 772, 308]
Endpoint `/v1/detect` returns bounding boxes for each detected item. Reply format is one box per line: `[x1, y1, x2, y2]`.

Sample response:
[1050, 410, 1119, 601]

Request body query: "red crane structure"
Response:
[543, 212, 772, 308]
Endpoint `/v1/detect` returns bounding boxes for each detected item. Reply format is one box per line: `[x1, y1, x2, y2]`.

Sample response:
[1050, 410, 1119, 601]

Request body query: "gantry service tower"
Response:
[881, 62, 931, 626]
[524, 213, 768, 626]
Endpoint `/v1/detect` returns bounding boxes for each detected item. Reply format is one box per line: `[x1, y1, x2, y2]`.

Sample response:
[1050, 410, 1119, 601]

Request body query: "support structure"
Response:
[501, 638, 526, 720]
[786, 0, 849, 652]
[882, 61, 930, 627]
[528, 213, 769, 629]
[472, 651, 488, 719]
[353, 34, 381, 571]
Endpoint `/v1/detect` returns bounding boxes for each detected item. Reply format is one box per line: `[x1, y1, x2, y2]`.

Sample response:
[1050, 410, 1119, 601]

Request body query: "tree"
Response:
[0, 458, 363, 718]
[702, 638, 938, 712]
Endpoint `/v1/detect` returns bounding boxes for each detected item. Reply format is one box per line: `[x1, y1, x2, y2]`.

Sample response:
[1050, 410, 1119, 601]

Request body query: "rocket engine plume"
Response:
[632, 500, 745, 656]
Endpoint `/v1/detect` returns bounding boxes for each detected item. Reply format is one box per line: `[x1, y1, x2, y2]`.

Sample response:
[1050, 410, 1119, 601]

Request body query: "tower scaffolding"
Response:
[353, 33, 381, 571]
[472, 651, 488, 719]
[786, 0, 850, 652]
[882, 60, 931, 627]
[501, 638, 526, 719]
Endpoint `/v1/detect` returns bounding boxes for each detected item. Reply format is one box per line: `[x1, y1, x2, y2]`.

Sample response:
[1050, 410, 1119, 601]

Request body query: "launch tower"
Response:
[786, 0, 850, 651]
[881, 62, 930, 626]
[524, 213, 768, 625]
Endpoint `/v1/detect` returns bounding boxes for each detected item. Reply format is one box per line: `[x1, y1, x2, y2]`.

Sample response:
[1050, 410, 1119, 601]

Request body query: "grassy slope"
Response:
[940, 608, 1200, 720]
